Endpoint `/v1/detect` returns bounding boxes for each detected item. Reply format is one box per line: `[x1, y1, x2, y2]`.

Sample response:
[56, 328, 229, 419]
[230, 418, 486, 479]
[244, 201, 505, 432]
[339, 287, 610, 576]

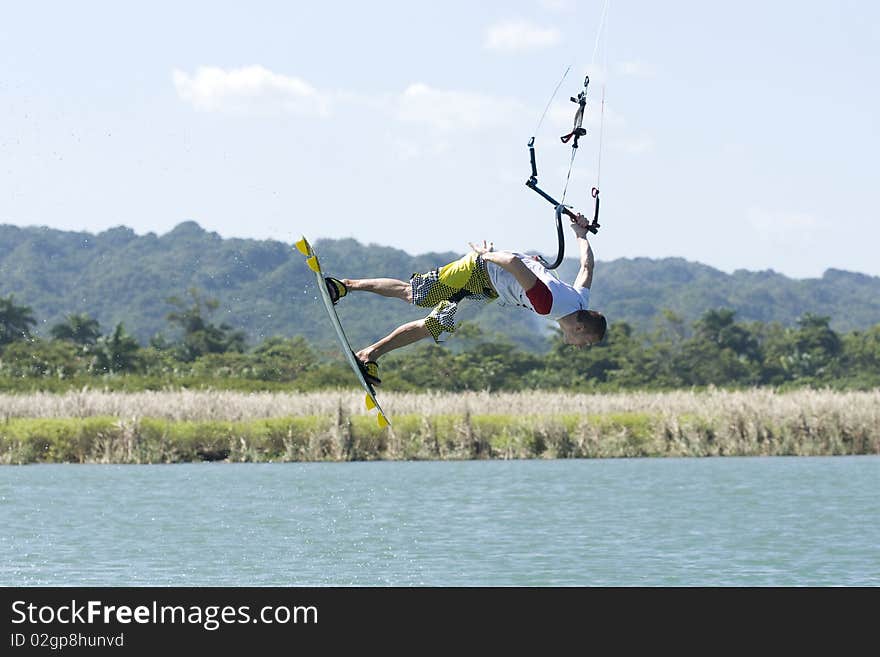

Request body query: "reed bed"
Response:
[4, 387, 880, 422]
[1, 388, 878, 463]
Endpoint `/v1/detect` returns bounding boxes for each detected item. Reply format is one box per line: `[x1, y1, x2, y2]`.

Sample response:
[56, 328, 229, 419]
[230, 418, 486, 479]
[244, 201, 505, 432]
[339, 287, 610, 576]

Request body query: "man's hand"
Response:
[570, 214, 590, 239]
[470, 243, 538, 293]
[468, 240, 495, 255]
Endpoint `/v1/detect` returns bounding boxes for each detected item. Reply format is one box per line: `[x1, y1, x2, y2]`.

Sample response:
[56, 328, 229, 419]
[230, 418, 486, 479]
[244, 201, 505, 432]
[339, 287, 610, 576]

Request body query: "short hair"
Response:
[576, 309, 607, 343]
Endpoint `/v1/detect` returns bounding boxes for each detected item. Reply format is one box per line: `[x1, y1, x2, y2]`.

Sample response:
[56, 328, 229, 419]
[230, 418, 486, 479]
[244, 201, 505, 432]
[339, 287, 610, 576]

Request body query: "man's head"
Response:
[558, 309, 606, 347]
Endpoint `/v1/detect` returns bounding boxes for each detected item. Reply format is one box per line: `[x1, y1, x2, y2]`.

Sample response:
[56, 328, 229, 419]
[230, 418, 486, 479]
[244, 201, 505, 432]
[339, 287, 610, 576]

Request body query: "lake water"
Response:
[1, 457, 878, 586]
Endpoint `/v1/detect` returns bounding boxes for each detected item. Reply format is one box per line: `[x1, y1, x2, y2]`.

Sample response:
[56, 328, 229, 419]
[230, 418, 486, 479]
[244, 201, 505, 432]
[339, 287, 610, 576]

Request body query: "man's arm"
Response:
[570, 218, 594, 290]
[469, 240, 538, 292]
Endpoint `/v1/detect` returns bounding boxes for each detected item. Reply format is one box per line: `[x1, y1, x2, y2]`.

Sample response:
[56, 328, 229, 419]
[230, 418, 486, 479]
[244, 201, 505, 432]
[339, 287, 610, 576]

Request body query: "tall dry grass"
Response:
[1, 388, 878, 462]
[2, 387, 879, 423]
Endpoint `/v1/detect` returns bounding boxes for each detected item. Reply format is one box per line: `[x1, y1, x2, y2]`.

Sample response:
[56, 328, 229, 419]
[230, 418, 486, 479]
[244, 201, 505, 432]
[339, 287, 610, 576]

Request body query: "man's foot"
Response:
[325, 277, 348, 305]
[356, 359, 381, 386]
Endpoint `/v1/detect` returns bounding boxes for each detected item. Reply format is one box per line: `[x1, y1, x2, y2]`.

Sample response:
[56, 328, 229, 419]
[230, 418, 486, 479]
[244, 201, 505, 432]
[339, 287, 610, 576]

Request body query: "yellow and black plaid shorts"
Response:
[410, 252, 498, 341]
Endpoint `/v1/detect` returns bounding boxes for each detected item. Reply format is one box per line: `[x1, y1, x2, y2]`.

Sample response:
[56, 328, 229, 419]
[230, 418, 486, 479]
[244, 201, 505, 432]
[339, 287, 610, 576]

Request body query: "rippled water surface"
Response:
[2, 457, 878, 585]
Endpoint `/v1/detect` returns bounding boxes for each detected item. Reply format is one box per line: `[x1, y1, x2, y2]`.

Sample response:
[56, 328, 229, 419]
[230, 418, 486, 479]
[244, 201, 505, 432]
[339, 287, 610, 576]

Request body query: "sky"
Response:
[1, 0, 877, 278]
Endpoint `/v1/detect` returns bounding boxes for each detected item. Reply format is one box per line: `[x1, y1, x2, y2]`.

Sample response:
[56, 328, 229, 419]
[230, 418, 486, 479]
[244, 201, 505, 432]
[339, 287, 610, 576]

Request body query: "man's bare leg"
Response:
[342, 277, 412, 302]
[356, 319, 432, 363]
[341, 277, 428, 367]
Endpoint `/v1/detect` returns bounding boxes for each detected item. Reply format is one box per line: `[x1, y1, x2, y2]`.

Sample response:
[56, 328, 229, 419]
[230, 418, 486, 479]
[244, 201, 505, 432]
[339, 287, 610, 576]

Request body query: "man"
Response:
[324, 214, 606, 385]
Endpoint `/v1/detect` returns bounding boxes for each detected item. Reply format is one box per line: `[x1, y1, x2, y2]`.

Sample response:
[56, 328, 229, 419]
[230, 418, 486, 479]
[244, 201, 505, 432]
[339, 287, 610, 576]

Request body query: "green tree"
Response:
[630, 310, 690, 388]
[50, 313, 101, 346]
[452, 341, 543, 391]
[91, 323, 141, 374]
[598, 322, 659, 389]
[166, 288, 247, 361]
[784, 313, 843, 380]
[673, 309, 761, 386]
[750, 321, 791, 385]
[0, 294, 36, 347]
[840, 325, 880, 387]
[0, 339, 82, 378]
[654, 309, 688, 343]
[383, 342, 461, 391]
[250, 336, 319, 381]
[694, 309, 761, 361]
[537, 322, 644, 390]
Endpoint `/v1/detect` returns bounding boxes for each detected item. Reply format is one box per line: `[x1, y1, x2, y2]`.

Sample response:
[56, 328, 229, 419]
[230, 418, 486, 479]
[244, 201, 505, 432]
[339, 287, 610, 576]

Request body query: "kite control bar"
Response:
[526, 137, 600, 270]
[526, 137, 568, 270]
[526, 137, 577, 220]
[525, 72, 601, 269]
[526, 138, 600, 230]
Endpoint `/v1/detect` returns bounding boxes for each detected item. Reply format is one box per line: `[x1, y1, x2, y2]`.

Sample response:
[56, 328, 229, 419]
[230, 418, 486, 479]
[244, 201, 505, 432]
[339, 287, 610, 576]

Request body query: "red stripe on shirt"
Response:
[526, 280, 552, 315]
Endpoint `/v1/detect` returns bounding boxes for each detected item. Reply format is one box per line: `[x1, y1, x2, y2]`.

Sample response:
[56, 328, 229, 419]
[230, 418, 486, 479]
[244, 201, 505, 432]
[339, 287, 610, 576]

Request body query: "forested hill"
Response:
[2, 221, 879, 352]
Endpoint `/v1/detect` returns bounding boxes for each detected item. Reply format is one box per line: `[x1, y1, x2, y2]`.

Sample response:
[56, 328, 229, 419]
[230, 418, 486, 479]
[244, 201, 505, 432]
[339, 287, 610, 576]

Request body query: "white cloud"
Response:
[172, 68, 522, 135]
[395, 83, 527, 132]
[484, 20, 561, 52]
[171, 66, 539, 164]
[173, 66, 330, 117]
[747, 208, 820, 244]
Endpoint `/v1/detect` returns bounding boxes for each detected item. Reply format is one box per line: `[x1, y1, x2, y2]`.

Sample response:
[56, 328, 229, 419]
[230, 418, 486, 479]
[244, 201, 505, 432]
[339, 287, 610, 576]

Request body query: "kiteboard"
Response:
[294, 236, 390, 428]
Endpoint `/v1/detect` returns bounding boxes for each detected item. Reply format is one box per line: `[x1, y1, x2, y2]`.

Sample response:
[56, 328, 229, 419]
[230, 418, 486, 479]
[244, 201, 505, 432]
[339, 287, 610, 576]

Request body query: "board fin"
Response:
[294, 237, 310, 256]
[366, 395, 389, 426]
[306, 255, 320, 273]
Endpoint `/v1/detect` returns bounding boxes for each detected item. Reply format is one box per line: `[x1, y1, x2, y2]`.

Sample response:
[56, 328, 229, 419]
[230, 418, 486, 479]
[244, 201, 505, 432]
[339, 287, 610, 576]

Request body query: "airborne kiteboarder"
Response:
[323, 213, 606, 387]
[298, 2, 612, 425]
[322, 60, 609, 387]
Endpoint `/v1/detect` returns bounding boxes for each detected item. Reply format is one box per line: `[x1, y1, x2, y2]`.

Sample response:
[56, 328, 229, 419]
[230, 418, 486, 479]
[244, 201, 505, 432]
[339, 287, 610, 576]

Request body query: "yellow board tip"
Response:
[306, 256, 320, 272]
[365, 394, 376, 410]
[294, 237, 310, 255]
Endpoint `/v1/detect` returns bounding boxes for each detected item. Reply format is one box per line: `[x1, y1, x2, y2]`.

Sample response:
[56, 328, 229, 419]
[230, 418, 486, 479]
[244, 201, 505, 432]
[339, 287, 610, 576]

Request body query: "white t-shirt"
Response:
[486, 252, 591, 320]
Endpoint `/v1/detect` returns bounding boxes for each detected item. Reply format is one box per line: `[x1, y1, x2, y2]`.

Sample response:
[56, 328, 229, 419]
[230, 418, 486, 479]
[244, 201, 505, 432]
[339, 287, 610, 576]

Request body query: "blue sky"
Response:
[1, 0, 877, 278]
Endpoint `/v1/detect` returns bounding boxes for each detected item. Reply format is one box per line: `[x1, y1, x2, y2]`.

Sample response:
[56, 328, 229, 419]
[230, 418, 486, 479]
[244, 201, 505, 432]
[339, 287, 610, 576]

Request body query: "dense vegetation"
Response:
[2, 222, 880, 354]
[1, 289, 879, 392]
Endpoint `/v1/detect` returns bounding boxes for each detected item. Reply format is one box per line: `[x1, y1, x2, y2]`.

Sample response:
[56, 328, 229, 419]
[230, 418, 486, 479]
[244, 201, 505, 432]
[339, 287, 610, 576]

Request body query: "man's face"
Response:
[561, 323, 598, 347]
